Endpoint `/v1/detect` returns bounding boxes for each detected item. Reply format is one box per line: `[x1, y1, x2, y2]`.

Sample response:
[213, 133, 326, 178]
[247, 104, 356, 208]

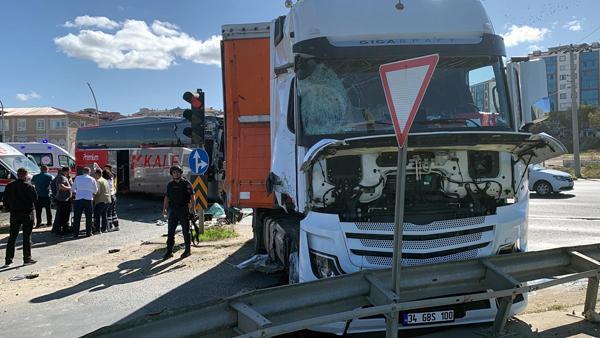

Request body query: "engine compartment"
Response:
[310, 149, 514, 224]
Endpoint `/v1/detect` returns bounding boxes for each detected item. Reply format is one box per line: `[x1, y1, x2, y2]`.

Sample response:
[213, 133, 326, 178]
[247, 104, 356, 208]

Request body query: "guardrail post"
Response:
[584, 276, 599, 318]
[491, 295, 515, 336]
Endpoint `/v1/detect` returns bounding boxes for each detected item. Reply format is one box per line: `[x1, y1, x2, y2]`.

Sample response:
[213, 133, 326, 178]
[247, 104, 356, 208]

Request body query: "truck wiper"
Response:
[414, 118, 481, 127]
[343, 120, 393, 129]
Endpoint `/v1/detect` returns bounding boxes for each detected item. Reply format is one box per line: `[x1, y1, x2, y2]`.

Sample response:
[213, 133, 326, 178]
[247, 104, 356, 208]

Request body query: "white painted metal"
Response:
[88, 243, 600, 338]
[288, 0, 494, 45]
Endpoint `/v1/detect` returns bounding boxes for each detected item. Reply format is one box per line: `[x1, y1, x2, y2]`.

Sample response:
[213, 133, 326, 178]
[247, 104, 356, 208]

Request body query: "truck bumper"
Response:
[298, 201, 529, 333]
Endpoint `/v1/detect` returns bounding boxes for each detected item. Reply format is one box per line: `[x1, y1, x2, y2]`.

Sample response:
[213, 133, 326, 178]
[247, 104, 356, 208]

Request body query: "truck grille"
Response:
[345, 217, 493, 268]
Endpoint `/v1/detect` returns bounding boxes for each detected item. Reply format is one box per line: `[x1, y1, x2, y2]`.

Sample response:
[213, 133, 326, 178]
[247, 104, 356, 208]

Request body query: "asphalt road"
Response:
[0, 196, 280, 338]
[1, 181, 599, 338]
[528, 179, 600, 251]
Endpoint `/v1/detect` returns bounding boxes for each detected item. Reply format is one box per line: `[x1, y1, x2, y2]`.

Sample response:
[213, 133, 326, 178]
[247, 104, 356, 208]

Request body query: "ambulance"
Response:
[0, 143, 41, 198]
[7, 142, 76, 175]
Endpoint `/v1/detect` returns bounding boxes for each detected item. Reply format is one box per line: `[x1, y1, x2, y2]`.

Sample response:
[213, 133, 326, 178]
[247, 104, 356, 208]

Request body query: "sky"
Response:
[1, 0, 599, 115]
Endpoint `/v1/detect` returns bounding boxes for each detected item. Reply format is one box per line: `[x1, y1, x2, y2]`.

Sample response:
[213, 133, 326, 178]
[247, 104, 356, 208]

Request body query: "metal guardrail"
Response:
[87, 244, 600, 338]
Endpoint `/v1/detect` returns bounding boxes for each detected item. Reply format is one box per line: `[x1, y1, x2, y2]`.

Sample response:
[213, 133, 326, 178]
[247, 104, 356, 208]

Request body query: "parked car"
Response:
[528, 164, 574, 196]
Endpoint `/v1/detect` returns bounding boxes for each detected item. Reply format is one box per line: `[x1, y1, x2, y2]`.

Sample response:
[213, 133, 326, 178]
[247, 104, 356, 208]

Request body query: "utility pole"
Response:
[87, 82, 100, 126]
[569, 45, 582, 177]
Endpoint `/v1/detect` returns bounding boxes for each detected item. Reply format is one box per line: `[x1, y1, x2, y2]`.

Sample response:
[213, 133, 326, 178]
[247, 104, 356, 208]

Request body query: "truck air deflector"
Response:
[293, 34, 506, 59]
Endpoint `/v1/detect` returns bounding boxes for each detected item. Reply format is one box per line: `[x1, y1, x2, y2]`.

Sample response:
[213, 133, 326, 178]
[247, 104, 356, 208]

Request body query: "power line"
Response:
[576, 24, 600, 44]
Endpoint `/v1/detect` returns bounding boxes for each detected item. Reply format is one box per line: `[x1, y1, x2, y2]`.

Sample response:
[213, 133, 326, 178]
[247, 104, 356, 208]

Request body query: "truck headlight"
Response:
[553, 175, 571, 181]
[309, 250, 342, 279]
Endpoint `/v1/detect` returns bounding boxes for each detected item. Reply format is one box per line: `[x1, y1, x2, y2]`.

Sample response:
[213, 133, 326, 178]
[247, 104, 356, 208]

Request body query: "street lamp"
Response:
[86, 82, 100, 126]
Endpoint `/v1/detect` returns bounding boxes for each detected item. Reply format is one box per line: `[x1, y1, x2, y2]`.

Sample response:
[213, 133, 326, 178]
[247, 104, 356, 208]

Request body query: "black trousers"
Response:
[5, 211, 34, 262]
[72, 199, 93, 236]
[52, 200, 71, 233]
[35, 196, 52, 226]
[166, 208, 191, 254]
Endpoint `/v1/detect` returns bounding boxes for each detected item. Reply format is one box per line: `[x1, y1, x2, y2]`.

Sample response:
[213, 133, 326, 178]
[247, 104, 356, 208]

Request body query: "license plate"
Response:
[403, 310, 454, 325]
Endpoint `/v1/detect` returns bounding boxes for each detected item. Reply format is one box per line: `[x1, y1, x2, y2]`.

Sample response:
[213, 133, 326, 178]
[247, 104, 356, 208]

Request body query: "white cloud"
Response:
[16, 91, 41, 101]
[55, 18, 221, 70]
[502, 25, 550, 48]
[563, 20, 583, 32]
[64, 16, 120, 30]
[528, 44, 544, 52]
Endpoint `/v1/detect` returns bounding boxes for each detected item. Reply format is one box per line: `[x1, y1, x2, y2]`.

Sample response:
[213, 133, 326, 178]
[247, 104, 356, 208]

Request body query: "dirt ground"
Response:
[2, 223, 600, 337]
[0, 223, 249, 309]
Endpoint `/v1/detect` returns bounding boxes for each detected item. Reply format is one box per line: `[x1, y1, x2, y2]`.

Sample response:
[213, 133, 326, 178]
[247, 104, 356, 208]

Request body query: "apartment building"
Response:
[529, 42, 600, 112]
[132, 107, 222, 118]
[0, 107, 98, 154]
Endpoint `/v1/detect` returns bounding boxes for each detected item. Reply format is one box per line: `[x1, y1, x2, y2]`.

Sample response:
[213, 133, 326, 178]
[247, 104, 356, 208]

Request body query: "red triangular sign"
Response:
[380, 54, 439, 148]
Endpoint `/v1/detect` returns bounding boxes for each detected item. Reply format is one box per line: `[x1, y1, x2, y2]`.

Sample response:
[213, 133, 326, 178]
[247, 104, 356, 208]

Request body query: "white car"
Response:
[528, 164, 574, 196]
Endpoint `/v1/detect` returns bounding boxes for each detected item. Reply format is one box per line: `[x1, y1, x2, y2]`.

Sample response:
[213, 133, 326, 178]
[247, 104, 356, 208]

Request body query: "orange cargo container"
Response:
[222, 23, 274, 209]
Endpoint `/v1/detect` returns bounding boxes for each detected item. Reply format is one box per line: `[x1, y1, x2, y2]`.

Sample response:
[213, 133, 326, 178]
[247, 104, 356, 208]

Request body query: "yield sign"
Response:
[379, 54, 439, 147]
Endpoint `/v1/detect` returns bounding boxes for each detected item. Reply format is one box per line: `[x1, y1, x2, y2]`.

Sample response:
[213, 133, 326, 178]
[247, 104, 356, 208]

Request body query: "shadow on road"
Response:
[114, 194, 163, 223]
[530, 193, 576, 200]
[109, 241, 282, 326]
[0, 229, 79, 252]
[29, 249, 185, 303]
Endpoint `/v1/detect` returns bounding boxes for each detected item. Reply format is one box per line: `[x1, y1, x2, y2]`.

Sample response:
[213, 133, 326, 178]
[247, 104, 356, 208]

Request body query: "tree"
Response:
[588, 106, 600, 129]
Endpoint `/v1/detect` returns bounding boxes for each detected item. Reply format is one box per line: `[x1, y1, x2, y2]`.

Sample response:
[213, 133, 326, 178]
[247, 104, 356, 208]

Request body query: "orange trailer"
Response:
[222, 23, 273, 209]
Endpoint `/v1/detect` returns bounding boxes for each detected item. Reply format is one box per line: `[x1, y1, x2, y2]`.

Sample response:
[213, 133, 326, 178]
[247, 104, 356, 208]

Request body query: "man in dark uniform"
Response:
[162, 165, 195, 260]
[3, 168, 38, 266]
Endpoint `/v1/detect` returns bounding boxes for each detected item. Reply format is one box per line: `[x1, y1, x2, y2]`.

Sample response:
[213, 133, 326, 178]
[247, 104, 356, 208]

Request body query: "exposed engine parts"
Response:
[310, 150, 513, 224]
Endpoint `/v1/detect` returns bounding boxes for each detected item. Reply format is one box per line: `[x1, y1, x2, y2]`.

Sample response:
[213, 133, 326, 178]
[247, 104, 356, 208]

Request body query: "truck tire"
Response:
[263, 214, 301, 270]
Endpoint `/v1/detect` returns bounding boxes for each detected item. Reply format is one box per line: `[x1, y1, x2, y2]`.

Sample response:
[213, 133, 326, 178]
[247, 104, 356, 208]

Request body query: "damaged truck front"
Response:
[223, 0, 566, 333]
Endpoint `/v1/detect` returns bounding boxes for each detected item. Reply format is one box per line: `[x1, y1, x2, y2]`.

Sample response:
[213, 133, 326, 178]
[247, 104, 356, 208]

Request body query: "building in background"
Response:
[76, 108, 124, 122]
[470, 78, 498, 114]
[0, 107, 98, 154]
[529, 42, 600, 112]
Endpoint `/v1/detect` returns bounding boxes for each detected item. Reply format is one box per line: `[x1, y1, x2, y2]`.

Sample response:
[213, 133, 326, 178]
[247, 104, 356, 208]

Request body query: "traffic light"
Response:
[183, 89, 205, 145]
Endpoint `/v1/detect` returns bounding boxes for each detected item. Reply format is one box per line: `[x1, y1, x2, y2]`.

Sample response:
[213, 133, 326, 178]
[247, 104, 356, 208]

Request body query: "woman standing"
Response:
[103, 165, 120, 231]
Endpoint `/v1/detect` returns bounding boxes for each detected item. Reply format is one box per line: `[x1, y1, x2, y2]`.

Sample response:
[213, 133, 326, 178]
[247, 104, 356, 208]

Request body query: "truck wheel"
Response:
[534, 180, 553, 196]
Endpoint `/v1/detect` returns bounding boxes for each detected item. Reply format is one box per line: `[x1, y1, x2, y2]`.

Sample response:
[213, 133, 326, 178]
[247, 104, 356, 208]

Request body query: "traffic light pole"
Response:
[195, 89, 205, 233]
[183, 88, 207, 233]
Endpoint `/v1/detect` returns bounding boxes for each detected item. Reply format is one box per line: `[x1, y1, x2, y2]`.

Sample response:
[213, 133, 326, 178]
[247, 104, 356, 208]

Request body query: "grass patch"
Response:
[196, 226, 237, 242]
[546, 303, 568, 311]
[583, 163, 600, 178]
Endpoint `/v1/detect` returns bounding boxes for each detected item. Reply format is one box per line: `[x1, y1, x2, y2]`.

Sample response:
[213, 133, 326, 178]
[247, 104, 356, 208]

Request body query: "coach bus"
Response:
[75, 116, 224, 202]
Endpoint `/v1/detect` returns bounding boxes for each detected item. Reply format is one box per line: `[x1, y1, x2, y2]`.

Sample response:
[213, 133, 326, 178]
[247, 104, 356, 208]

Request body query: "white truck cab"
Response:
[228, 0, 566, 333]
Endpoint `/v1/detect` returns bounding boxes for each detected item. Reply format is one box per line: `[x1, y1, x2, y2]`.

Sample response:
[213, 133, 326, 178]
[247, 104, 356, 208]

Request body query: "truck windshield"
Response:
[0, 155, 41, 174]
[297, 56, 511, 139]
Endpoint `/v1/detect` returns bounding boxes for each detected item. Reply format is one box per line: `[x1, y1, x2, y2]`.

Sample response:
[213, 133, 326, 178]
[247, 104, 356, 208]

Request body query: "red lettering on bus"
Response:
[130, 154, 142, 169]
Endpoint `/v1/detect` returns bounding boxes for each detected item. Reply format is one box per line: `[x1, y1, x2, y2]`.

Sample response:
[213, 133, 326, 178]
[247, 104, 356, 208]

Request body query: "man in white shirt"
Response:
[71, 167, 98, 238]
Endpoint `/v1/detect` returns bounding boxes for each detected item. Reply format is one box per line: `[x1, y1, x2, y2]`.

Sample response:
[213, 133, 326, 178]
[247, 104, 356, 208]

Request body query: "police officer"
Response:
[162, 165, 195, 260]
[3, 168, 38, 266]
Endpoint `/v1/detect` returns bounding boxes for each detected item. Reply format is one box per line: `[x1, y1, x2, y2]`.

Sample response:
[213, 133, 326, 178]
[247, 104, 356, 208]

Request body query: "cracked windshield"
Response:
[297, 56, 511, 137]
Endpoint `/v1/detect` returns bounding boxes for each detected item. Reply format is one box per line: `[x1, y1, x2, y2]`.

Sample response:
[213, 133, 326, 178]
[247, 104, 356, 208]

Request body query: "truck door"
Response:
[117, 150, 130, 193]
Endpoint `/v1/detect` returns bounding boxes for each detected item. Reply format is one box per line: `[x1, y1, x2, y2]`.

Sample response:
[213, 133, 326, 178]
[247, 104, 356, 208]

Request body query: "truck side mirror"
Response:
[507, 58, 549, 132]
[530, 97, 551, 124]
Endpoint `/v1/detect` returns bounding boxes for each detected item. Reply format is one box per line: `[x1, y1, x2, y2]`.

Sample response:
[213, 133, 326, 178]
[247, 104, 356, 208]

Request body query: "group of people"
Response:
[4, 163, 195, 267]
[3, 164, 119, 266]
